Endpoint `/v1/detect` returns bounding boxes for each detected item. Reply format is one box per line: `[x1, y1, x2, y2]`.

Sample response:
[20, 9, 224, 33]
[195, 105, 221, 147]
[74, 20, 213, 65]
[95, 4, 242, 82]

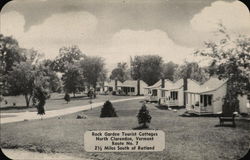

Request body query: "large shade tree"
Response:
[61, 63, 84, 97]
[0, 34, 26, 95]
[195, 25, 250, 112]
[7, 49, 52, 107]
[173, 61, 209, 83]
[52, 45, 85, 73]
[110, 62, 129, 82]
[162, 61, 178, 81]
[80, 56, 107, 89]
[131, 55, 163, 86]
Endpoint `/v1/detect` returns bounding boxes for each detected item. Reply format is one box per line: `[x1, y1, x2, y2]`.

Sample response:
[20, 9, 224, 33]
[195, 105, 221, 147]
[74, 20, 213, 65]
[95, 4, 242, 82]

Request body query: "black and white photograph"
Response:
[0, 0, 250, 159]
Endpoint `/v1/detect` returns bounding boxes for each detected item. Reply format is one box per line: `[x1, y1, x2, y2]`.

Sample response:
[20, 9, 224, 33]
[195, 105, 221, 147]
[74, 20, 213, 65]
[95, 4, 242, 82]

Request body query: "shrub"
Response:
[100, 100, 118, 117]
[112, 91, 116, 95]
[137, 104, 152, 128]
[64, 93, 70, 103]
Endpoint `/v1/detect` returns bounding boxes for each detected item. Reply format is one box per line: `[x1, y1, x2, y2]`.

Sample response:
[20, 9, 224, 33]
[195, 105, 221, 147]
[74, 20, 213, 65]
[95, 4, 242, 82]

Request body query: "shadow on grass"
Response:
[214, 124, 236, 128]
[133, 124, 152, 130]
[52, 95, 91, 101]
[0, 105, 35, 111]
[154, 105, 168, 110]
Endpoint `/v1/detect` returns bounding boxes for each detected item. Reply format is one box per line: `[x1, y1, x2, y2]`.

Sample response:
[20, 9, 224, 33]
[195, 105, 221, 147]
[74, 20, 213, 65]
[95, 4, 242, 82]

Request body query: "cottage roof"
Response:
[118, 80, 147, 87]
[156, 79, 181, 91]
[144, 80, 161, 89]
[185, 77, 227, 93]
[104, 80, 122, 87]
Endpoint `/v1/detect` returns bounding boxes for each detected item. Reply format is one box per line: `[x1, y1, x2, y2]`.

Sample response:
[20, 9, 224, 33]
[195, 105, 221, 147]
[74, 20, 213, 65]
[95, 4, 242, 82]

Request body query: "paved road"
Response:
[0, 97, 144, 124]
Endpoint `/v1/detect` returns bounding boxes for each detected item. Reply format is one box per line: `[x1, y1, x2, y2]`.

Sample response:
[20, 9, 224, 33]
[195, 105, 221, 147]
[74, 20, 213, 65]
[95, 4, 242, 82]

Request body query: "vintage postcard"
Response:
[0, 0, 249, 159]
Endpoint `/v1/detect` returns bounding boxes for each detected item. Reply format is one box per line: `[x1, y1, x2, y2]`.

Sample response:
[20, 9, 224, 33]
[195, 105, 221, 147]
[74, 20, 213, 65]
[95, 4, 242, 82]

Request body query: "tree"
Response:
[131, 55, 163, 85]
[0, 34, 25, 74]
[40, 59, 62, 92]
[80, 56, 107, 89]
[52, 45, 85, 72]
[64, 93, 70, 103]
[137, 103, 152, 128]
[61, 63, 84, 97]
[100, 100, 117, 117]
[173, 61, 209, 83]
[7, 49, 51, 107]
[110, 62, 129, 82]
[195, 25, 250, 112]
[162, 61, 178, 81]
[0, 34, 26, 95]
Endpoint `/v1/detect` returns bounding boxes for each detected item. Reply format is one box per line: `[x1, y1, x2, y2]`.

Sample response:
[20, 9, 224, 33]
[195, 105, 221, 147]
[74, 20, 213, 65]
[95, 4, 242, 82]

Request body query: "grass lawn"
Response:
[0, 93, 133, 113]
[1, 99, 250, 160]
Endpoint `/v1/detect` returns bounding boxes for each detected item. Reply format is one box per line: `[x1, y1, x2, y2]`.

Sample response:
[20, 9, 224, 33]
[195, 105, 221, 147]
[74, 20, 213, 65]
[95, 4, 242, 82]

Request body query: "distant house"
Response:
[144, 79, 174, 102]
[103, 80, 122, 93]
[185, 77, 250, 114]
[158, 79, 200, 107]
[144, 80, 162, 102]
[117, 80, 148, 96]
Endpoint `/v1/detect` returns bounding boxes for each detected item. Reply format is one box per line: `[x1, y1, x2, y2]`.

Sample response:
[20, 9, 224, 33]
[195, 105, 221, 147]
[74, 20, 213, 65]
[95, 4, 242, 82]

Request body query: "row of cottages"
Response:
[185, 77, 250, 114]
[144, 78, 200, 108]
[145, 77, 249, 114]
[103, 79, 148, 96]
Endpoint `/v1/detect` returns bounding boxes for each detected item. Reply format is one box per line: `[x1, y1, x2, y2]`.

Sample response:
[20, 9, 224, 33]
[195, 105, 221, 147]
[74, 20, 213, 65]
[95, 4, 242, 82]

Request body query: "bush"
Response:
[64, 93, 70, 103]
[100, 100, 118, 117]
[137, 104, 152, 128]
[112, 91, 116, 95]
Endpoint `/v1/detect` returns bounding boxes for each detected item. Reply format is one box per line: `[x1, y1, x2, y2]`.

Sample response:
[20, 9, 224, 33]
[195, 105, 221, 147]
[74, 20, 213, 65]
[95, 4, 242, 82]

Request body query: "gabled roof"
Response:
[104, 80, 122, 87]
[117, 80, 148, 87]
[185, 77, 227, 94]
[144, 80, 161, 89]
[158, 79, 182, 91]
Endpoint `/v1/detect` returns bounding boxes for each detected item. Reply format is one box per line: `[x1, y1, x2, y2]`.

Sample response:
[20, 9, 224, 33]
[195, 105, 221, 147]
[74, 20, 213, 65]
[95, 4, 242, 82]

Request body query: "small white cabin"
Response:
[144, 80, 162, 102]
[185, 77, 250, 114]
[158, 79, 200, 107]
[103, 80, 122, 93]
[118, 80, 148, 96]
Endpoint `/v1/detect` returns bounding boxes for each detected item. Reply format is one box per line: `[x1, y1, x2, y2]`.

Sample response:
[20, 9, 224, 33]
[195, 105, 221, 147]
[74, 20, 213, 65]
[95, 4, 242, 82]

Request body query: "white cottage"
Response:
[103, 80, 122, 93]
[158, 79, 200, 107]
[144, 80, 162, 102]
[118, 80, 148, 96]
[185, 77, 250, 114]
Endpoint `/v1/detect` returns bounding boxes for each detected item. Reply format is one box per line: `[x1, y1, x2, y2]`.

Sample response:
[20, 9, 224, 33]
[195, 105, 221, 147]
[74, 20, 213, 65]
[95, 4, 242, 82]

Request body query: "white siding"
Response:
[209, 83, 227, 113]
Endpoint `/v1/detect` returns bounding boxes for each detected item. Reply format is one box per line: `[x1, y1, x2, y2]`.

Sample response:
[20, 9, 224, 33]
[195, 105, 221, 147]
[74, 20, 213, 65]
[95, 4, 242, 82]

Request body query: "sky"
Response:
[1, 0, 250, 72]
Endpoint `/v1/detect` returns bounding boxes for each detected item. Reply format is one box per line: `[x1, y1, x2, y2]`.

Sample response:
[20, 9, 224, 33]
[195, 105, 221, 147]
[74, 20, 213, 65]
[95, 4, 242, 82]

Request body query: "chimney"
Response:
[137, 79, 140, 95]
[161, 78, 165, 98]
[183, 78, 188, 106]
[115, 79, 118, 91]
[161, 78, 165, 88]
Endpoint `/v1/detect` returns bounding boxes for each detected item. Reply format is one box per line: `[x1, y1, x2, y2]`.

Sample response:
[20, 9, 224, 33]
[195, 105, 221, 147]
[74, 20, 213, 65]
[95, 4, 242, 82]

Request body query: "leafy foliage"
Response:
[62, 64, 84, 96]
[64, 93, 70, 103]
[131, 55, 163, 85]
[80, 56, 107, 89]
[7, 50, 51, 107]
[100, 100, 117, 117]
[162, 61, 178, 81]
[137, 103, 152, 128]
[195, 25, 250, 113]
[174, 61, 209, 83]
[110, 62, 130, 82]
[52, 45, 85, 72]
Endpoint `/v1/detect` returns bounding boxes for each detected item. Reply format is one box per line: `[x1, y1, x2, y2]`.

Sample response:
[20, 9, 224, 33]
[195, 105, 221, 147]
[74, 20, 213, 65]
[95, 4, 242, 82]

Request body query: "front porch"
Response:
[186, 93, 214, 114]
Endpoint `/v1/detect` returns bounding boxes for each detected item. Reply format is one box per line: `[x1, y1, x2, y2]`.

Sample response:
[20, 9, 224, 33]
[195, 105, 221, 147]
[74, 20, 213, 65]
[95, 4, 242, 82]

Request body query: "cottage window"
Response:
[131, 87, 135, 92]
[108, 87, 113, 91]
[170, 91, 178, 100]
[208, 96, 212, 105]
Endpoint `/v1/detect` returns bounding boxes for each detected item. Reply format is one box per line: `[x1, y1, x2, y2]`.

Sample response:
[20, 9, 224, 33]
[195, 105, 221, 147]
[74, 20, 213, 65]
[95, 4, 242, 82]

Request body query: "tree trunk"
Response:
[24, 94, 30, 107]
